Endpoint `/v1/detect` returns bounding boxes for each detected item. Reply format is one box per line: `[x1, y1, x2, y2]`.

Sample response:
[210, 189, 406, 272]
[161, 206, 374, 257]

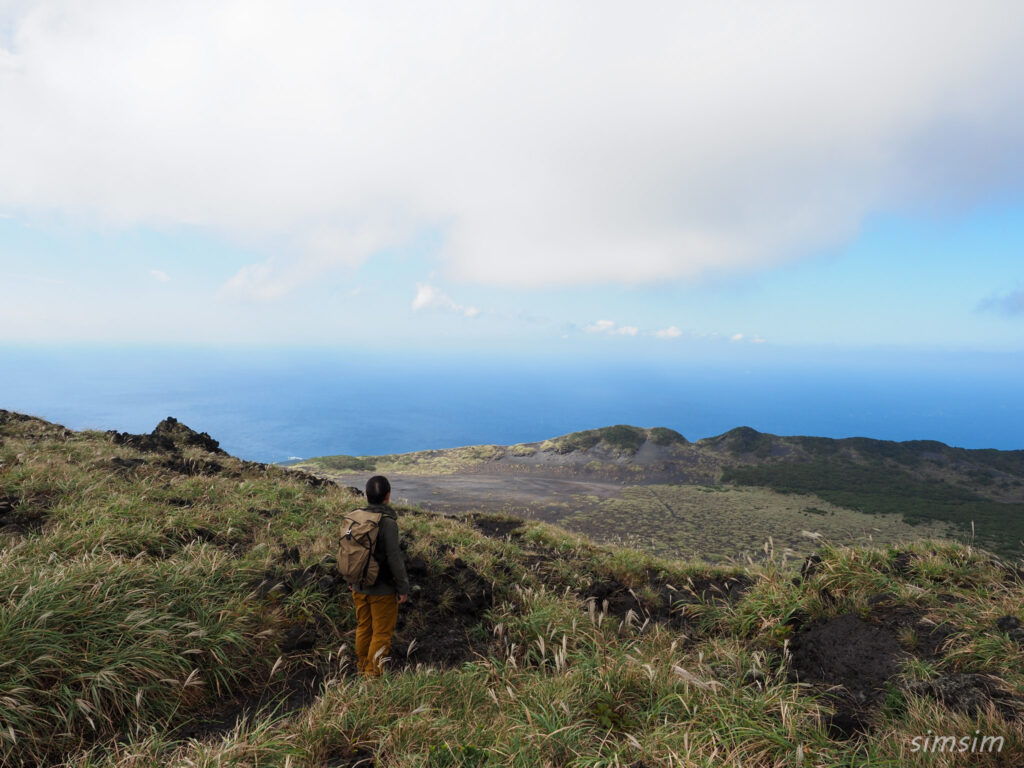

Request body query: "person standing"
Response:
[350, 475, 410, 677]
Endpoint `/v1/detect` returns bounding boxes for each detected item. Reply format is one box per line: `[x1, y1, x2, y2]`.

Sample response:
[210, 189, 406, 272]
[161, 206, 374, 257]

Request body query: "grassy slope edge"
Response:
[1, 411, 1022, 767]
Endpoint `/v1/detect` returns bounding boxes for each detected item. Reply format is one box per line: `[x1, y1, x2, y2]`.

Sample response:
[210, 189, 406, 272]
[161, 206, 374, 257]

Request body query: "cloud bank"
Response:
[2, 1, 1023, 297]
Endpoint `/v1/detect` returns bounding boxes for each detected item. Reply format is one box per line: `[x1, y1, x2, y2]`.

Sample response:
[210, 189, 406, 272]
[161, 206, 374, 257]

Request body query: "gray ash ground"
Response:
[323, 471, 628, 522]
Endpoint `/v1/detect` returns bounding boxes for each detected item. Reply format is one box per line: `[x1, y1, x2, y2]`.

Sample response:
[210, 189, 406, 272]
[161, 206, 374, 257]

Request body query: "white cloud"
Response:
[411, 282, 479, 318]
[411, 283, 440, 312]
[3, 2, 1024, 293]
[585, 320, 640, 337]
[585, 320, 617, 334]
[149, 269, 170, 282]
[585, 320, 763, 342]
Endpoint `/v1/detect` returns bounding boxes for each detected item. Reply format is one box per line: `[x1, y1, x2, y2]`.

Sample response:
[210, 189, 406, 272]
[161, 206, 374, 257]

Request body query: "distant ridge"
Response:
[296, 424, 1024, 558]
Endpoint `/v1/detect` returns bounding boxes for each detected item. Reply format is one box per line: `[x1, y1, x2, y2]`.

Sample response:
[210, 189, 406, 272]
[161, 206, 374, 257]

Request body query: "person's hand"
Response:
[397, 594, 408, 604]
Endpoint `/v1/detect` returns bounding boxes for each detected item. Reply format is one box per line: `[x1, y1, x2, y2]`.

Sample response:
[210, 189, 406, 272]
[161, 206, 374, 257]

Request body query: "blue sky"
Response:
[1, 2, 1023, 364]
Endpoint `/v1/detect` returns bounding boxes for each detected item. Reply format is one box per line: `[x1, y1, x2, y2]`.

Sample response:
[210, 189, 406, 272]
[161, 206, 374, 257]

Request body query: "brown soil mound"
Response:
[787, 600, 962, 738]
[790, 613, 907, 701]
[392, 554, 495, 666]
[0, 490, 55, 535]
[469, 515, 524, 539]
[174, 663, 326, 742]
[789, 613, 906, 737]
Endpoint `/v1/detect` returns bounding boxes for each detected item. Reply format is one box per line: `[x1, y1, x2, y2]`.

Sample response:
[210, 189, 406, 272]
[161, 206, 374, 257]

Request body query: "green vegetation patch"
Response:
[300, 445, 506, 476]
[648, 426, 687, 446]
[542, 425, 650, 455]
[722, 459, 1024, 558]
[723, 427, 776, 458]
[562, 484, 950, 561]
[312, 454, 376, 472]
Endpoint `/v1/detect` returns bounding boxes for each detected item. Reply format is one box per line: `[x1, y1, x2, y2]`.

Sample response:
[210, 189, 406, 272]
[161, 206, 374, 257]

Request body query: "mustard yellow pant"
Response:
[352, 592, 399, 676]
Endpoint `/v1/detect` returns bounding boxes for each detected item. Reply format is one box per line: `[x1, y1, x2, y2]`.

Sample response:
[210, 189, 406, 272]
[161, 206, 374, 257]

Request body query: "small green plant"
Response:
[881, 681, 907, 718]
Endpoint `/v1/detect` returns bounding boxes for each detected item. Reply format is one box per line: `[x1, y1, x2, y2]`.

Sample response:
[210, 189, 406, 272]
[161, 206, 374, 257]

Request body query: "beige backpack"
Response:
[337, 509, 383, 590]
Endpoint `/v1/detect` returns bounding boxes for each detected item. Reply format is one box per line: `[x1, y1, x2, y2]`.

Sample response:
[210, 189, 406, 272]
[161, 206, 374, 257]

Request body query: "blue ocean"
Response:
[2, 345, 1022, 462]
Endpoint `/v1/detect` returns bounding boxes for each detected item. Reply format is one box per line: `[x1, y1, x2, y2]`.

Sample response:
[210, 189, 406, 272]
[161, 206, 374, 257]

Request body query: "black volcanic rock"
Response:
[151, 417, 226, 454]
[107, 417, 226, 455]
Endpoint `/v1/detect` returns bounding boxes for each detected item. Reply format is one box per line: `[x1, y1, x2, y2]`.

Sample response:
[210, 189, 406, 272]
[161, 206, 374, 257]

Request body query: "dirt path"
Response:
[645, 486, 682, 523]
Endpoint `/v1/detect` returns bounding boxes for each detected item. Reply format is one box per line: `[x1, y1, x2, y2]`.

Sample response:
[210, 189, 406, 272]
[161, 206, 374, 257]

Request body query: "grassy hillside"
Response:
[2, 411, 1023, 766]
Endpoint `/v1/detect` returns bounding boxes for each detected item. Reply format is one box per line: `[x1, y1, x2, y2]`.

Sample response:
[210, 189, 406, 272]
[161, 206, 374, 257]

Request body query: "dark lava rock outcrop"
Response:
[108, 416, 225, 454]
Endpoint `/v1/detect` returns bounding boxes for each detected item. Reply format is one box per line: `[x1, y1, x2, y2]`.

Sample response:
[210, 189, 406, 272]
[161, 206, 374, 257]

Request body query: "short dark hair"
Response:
[366, 475, 391, 505]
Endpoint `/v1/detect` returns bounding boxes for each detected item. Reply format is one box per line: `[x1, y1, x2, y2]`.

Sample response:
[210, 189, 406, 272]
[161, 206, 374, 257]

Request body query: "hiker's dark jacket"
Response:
[356, 503, 411, 596]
